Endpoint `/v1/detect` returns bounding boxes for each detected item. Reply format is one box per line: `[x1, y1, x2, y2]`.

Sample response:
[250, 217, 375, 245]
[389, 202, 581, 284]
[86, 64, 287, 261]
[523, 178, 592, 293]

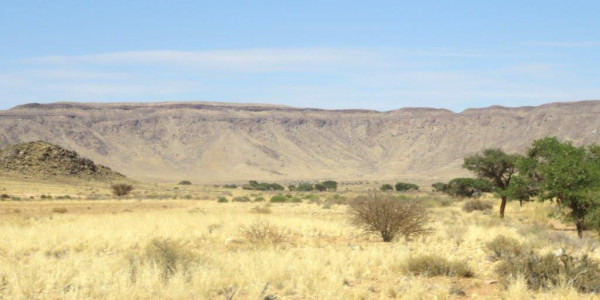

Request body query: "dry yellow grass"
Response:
[1, 180, 600, 299]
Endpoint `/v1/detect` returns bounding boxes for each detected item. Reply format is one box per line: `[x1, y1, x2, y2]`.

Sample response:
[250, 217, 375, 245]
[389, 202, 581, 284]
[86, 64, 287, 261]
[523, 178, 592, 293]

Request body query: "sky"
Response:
[1, 0, 599, 112]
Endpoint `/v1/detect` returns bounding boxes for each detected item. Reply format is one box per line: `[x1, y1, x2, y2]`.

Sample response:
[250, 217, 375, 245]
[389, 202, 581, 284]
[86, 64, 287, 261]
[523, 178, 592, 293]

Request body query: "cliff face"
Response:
[1, 101, 599, 183]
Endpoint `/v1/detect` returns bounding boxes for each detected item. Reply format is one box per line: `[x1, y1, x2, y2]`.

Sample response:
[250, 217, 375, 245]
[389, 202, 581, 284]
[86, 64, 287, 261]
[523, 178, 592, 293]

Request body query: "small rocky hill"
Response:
[0, 141, 125, 181]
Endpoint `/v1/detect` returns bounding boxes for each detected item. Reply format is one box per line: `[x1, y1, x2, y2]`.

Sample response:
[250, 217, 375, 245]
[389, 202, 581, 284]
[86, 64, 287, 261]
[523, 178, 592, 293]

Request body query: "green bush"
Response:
[380, 184, 394, 191]
[315, 183, 327, 191]
[321, 180, 338, 191]
[445, 178, 493, 198]
[223, 184, 238, 189]
[232, 196, 251, 202]
[288, 184, 296, 191]
[462, 199, 493, 212]
[405, 255, 474, 278]
[217, 197, 228, 203]
[296, 183, 314, 191]
[326, 194, 347, 205]
[432, 182, 447, 192]
[304, 194, 320, 203]
[270, 194, 289, 203]
[395, 182, 419, 192]
[178, 180, 192, 185]
[242, 181, 284, 191]
[253, 196, 265, 202]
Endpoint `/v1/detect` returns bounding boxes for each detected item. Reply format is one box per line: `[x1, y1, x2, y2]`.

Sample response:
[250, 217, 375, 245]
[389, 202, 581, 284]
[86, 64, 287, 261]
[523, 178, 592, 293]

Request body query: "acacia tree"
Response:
[506, 155, 540, 206]
[527, 137, 600, 238]
[463, 149, 518, 218]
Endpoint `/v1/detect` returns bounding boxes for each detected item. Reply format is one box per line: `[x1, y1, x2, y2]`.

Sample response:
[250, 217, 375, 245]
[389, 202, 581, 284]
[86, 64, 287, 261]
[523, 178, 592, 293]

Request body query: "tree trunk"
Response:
[576, 218, 584, 239]
[499, 196, 507, 218]
[519, 199, 523, 207]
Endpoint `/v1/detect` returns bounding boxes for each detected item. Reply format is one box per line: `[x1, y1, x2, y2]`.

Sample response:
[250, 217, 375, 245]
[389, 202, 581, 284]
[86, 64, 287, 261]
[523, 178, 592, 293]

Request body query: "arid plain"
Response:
[2, 101, 600, 299]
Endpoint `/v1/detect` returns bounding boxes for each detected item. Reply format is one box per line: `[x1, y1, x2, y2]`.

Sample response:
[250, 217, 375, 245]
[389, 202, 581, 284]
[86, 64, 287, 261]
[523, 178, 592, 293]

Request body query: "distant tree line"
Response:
[221, 180, 339, 192]
[288, 180, 338, 192]
[242, 181, 285, 191]
[379, 182, 419, 192]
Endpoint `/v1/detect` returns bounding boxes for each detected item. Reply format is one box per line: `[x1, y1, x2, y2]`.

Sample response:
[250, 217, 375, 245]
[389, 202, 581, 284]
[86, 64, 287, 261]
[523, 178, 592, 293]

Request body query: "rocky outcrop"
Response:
[0, 141, 125, 181]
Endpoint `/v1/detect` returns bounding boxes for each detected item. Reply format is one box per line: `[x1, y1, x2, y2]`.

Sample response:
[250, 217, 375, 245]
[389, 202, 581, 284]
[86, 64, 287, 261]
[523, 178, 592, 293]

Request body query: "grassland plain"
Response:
[1, 179, 600, 299]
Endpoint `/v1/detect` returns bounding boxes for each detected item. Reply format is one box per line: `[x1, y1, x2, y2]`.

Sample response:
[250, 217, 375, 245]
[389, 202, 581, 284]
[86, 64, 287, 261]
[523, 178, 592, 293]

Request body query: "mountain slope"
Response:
[0, 101, 599, 183]
[0, 141, 126, 181]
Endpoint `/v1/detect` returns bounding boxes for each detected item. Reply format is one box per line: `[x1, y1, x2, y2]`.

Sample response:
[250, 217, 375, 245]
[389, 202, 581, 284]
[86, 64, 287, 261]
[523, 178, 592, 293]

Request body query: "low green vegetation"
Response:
[296, 182, 314, 191]
[242, 181, 284, 191]
[232, 196, 251, 202]
[394, 182, 419, 192]
[444, 178, 493, 198]
[380, 184, 394, 191]
[270, 194, 302, 203]
[431, 182, 446, 192]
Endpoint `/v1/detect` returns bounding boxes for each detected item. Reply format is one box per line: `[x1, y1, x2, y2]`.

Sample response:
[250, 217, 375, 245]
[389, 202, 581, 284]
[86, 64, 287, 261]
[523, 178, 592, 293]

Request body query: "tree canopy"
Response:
[527, 137, 600, 238]
[463, 148, 519, 218]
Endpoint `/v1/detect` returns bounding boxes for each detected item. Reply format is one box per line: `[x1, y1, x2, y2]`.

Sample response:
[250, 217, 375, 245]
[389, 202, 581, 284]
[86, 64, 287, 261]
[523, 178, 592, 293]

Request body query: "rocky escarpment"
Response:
[0, 100, 598, 183]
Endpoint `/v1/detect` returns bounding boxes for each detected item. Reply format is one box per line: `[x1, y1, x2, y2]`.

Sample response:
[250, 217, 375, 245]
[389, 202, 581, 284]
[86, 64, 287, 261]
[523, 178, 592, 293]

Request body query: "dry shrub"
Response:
[405, 255, 474, 278]
[495, 251, 600, 293]
[486, 235, 526, 261]
[349, 193, 432, 242]
[326, 194, 347, 205]
[111, 183, 134, 197]
[130, 238, 198, 282]
[240, 220, 286, 245]
[251, 205, 272, 214]
[462, 199, 493, 212]
[51, 207, 68, 214]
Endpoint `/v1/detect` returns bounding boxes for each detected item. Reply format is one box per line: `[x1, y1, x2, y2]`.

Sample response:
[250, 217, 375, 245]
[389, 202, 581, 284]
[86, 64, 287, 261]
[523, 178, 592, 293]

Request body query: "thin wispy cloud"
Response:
[22, 48, 395, 72]
[1, 47, 599, 111]
[525, 41, 600, 48]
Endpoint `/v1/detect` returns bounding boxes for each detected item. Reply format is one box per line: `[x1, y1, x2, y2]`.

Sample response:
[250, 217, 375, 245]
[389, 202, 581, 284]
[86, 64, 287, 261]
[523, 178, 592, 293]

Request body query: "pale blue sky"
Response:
[1, 0, 599, 111]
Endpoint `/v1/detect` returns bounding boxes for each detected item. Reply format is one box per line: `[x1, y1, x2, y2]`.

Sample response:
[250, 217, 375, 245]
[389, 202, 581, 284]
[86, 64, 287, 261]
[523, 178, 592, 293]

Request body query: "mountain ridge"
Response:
[1, 100, 599, 183]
